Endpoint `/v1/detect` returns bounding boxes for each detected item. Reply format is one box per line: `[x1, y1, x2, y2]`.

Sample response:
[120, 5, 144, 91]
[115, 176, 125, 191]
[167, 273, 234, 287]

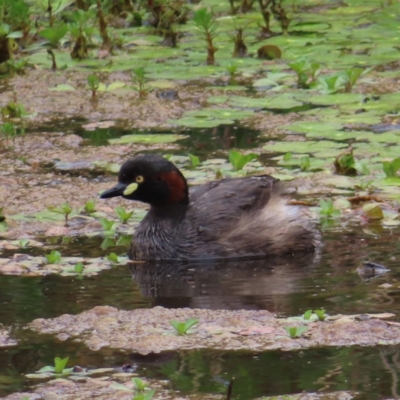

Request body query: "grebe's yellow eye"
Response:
[135, 175, 144, 183]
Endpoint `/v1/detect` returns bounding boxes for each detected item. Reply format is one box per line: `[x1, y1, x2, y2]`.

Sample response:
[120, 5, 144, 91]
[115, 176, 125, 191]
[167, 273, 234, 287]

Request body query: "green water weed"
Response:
[300, 156, 310, 171]
[48, 202, 72, 226]
[170, 318, 199, 335]
[38, 356, 70, 374]
[98, 217, 115, 231]
[383, 158, 400, 178]
[2, 101, 26, 119]
[288, 59, 320, 88]
[188, 154, 200, 169]
[284, 326, 309, 338]
[226, 62, 238, 78]
[132, 390, 155, 400]
[18, 239, 29, 248]
[319, 199, 340, 218]
[74, 262, 84, 273]
[228, 150, 257, 171]
[132, 377, 148, 391]
[0, 122, 16, 144]
[131, 67, 150, 100]
[334, 148, 357, 176]
[302, 309, 326, 321]
[87, 74, 100, 101]
[192, 7, 218, 65]
[106, 252, 119, 263]
[84, 199, 96, 213]
[114, 206, 133, 224]
[45, 250, 61, 264]
[38, 25, 68, 47]
[314, 309, 326, 321]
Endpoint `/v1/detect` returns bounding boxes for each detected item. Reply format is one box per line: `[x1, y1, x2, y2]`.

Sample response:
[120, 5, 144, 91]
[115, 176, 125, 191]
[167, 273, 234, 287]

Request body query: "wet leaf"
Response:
[228, 150, 257, 171]
[49, 84, 76, 92]
[362, 203, 384, 220]
[109, 134, 184, 145]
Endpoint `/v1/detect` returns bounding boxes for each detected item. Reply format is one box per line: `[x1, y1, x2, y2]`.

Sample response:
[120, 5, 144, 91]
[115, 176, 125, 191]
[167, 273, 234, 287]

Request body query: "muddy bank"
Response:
[27, 306, 398, 354]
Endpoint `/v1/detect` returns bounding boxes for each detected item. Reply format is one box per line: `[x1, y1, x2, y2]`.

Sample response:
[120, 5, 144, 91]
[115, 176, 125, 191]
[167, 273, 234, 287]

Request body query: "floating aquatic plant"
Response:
[188, 154, 200, 169]
[98, 217, 116, 232]
[383, 158, 400, 178]
[87, 74, 100, 101]
[106, 252, 119, 263]
[319, 199, 340, 219]
[170, 318, 199, 335]
[74, 262, 84, 274]
[302, 309, 327, 321]
[114, 206, 133, 224]
[284, 326, 309, 339]
[45, 250, 62, 264]
[228, 150, 257, 171]
[192, 7, 218, 65]
[231, 26, 247, 57]
[37, 356, 70, 374]
[18, 239, 29, 248]
[131, 67, 151, 100]
[334, 147, 357, 176]
[132, 377, 149, 391]
[48, 202, 72, 226]
[314, 309, 327, 321]
[84, 199, 96, 214]
[38, 25, 68, 47]
[288, 59, 320, 88]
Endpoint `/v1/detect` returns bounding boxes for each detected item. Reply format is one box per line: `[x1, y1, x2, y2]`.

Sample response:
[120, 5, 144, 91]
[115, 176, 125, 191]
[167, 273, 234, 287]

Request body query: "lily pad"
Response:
[264, 140, 347, 154]
[109, 134, 185, 145]
[49, 84, 76, 92]
[304, 93, 363, 106]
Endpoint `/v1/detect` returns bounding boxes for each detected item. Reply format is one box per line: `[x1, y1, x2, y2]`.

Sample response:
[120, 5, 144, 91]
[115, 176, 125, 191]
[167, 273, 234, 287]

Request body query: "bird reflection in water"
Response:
[129, 252, 318, 312]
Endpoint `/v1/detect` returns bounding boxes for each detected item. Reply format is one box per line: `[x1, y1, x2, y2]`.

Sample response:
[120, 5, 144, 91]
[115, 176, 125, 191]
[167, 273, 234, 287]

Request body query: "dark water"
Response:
[1, 226, 400, 398]
[3, 341, 400, 399]
[75, 124, 266, 155]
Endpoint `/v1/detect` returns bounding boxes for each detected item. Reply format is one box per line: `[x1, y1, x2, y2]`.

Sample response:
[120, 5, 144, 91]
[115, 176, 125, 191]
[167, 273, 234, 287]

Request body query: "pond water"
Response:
[1, 225, 400, 398]
[1, 125, 400, 399]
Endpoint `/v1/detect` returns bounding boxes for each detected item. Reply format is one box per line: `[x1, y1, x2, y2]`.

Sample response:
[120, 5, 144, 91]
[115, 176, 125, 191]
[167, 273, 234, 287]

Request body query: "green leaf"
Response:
[74, 262, 84, 273]
[38, 25, 68, 44]
[170, 318, 198, 335]
[109, 134, 183, 145]
[107, 252, 119, 263]
[170, 320, 185, 335]
[314, 309, 326, 321]
[284, 326, 309, 338]
[49, 84, 76, 92]
[228, 150, 257, 171]
[37, 365, 55, 373]
[303, 310, 313, 320]
[99, 218, 115, 231]
[133, 389, 156, 400]
[84, 199, 96, 213]
[183, 318, 199, 332]
[19, 239, 29, 248]
[45, 250, 61, 264]
[188, 154, 200, 168]
[283, 152, 292, 161]
[54, 357, 69, 374]
[300, 156, 310, 171]
[362, 203, 384, 220]
[382, 158, 400, 178]
[114, 206, 133, 224]
[132, 377, 148, 391]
